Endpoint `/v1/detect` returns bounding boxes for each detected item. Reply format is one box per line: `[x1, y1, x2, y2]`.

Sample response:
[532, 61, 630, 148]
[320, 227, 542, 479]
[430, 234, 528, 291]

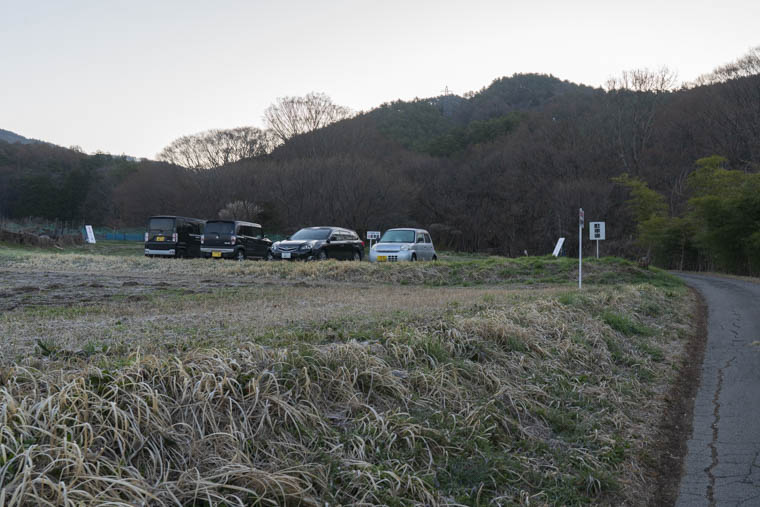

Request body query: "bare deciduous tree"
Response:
[263, 92, 353, 143]
[218, 200, 262, 222]
[605, 67, 678, 93]
[156, 127, 275, 170]
[604, 67, 678, 174]
[692, 46, 760, 85]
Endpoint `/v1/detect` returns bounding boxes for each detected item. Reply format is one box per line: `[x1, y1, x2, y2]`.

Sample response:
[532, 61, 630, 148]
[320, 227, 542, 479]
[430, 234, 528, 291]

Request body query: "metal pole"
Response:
[578, 220, 582, 289]
[596, 239, 599, 259]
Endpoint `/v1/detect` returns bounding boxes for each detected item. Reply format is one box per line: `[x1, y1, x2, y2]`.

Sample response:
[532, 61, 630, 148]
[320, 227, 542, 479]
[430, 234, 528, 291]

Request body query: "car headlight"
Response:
[299, 243, 311, 251]
[371, 243, 377, 250]
[400, 244, 411, 251]
[272, 242, 280, 250]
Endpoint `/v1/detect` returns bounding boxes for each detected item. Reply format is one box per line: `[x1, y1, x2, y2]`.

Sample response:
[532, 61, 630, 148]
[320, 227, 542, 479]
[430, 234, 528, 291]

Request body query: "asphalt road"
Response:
[676, 274, 760, 507]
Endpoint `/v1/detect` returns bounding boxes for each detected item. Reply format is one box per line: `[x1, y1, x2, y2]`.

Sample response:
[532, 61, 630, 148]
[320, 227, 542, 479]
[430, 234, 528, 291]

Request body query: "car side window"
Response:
[253, 227, 262, 239]
[424, 233, 432, 243]
[416, 233, 425, 243]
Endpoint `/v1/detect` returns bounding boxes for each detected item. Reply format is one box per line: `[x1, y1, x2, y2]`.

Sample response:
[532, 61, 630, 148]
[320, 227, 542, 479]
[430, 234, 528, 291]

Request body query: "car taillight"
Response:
[230, 235, 236, 245]
[200, 234, 205, 244]
[172, 233, 178, 242]
[361, 240, 365, 247]
[144, 232, 148, 242]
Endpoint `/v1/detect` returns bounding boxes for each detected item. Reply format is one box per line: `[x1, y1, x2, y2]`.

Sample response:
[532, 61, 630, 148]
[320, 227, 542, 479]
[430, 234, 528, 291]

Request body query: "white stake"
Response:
[579, 208, 584, 289]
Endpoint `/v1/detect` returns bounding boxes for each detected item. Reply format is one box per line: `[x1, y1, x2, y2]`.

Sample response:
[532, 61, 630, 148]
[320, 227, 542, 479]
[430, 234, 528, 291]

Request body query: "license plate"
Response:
[156, 236, 165, 242]
[282, 252, 291, 259]
[212, 251, 222, 258]
[377, 255, 387, 262]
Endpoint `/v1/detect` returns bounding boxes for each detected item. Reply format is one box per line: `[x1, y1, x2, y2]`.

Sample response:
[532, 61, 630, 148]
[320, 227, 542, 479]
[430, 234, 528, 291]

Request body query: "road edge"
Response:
[649, 286, 708, 506]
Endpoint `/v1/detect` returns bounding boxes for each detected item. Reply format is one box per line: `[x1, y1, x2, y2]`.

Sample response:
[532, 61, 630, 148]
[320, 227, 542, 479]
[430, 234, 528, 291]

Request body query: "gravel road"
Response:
[676, 274, 760, 507]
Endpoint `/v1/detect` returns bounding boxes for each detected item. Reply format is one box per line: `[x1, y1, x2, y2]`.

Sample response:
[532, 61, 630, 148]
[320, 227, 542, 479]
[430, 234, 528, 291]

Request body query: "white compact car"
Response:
[369, 228, 437, 262]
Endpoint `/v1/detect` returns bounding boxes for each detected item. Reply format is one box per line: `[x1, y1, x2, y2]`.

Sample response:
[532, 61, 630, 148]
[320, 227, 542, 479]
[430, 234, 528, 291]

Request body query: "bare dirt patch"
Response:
[650, 287, 708, 506]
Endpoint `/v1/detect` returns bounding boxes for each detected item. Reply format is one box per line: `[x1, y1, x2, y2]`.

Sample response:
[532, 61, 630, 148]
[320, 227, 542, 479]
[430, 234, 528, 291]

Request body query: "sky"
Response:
[1, 0, 758, 159]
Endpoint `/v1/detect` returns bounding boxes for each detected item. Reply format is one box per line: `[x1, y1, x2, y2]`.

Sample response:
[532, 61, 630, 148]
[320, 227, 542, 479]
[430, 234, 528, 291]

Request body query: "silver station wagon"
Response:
[369, 228, 437, 262]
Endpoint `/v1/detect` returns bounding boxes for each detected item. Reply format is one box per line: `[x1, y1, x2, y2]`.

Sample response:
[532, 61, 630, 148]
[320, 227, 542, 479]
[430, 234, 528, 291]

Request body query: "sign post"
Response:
[578, 208, 584, 289]
[589, 222, 606, 259]
[552, 237, 565, 257]
[85, 225, 96, 244]
[366, 231, 380, 250]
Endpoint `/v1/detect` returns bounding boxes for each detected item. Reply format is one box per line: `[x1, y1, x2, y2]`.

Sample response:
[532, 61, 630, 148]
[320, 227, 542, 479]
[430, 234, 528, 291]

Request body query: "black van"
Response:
[201, 220, 272, 260]
[144, 216, 205, 258]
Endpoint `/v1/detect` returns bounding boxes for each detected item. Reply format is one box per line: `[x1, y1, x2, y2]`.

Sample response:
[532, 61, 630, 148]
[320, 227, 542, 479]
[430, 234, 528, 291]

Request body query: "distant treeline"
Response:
[1, 49, 759, 274]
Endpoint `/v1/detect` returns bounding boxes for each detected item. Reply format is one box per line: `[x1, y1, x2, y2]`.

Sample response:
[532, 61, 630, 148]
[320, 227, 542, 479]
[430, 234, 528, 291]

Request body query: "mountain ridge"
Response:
[0, 128, 41, 145]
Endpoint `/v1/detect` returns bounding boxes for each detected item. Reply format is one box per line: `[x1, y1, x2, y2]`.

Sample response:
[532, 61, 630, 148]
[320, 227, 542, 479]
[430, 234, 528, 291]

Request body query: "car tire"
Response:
[317, 250, 328, 261]
[235, 249, 245, 261]
[353, 250, 362, 261]
[411, 254, 417, 261]
[432, 255, 438, 261]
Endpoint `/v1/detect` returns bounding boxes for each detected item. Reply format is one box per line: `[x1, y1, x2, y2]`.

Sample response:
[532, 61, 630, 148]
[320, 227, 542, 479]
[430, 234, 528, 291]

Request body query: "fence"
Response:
[90, 228, 145, 242]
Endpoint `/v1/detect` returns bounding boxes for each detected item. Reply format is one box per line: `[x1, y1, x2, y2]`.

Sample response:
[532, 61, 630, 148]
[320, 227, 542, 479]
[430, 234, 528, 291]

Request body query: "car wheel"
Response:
[236, 249, 245, 261]
[411, 254, 417, 261]
[317, 250, 328, 261]
[432, 255, 438, 261]
[265, 251, 273, 261]
[353, 250, 362, 261]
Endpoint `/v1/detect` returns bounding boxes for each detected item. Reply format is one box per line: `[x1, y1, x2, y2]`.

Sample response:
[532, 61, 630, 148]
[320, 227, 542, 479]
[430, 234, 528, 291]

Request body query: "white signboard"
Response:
[552, 237, 565, 257]
[589, 222, 605, 240]
[367, 231, 381, 240]
[85, 225, 96, 244]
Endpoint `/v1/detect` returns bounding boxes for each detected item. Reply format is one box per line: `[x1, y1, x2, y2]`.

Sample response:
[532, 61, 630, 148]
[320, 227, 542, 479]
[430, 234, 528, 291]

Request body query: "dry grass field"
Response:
[0, 242, 695, 505]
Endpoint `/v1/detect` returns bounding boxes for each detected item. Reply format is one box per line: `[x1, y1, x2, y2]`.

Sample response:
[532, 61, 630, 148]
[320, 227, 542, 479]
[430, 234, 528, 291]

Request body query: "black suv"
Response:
[201, 220, 272, 260]
[271, 226, 364, 261]
[144, 216, 205, 258]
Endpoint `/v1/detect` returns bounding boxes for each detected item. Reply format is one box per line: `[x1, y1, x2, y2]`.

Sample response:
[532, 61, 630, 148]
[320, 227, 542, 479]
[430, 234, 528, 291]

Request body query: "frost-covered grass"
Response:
[0, 245, 695, 505]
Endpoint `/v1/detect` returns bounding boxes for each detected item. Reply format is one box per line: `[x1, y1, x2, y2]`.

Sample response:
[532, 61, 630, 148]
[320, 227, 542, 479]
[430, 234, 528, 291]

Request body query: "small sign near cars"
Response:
[85, 225, 96, 244]
[367, 231, 381, 240]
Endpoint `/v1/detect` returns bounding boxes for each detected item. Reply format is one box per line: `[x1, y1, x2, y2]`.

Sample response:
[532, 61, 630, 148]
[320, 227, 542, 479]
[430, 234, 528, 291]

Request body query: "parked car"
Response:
[369, 228, 437, 262]
[201, 220, 272, 260]
[144, 215, 205, 258]
[271, 226, 364, 261]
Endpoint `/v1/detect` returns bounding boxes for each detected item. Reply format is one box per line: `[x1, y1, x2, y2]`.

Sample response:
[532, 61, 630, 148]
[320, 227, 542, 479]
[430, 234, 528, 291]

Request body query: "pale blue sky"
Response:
[2, 0, 758, 159]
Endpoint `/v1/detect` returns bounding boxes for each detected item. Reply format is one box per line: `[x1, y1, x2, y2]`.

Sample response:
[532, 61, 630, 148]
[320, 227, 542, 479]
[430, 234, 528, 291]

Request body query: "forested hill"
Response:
[0, 128, 38, 145]
[364, 74, 596, 155]
[2, 61, 760, 273]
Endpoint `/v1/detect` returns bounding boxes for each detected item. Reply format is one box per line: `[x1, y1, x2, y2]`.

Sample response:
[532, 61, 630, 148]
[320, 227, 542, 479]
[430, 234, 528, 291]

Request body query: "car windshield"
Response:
[379, 230, 415, 243]
[290, 228, 331, 240]
[148, 218, 175, 233]
[205, 221, 235, 234]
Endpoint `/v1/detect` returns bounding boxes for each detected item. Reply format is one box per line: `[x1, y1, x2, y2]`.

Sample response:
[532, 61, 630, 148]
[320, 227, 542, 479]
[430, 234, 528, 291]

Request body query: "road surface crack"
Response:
[707, 356, 736, 506]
